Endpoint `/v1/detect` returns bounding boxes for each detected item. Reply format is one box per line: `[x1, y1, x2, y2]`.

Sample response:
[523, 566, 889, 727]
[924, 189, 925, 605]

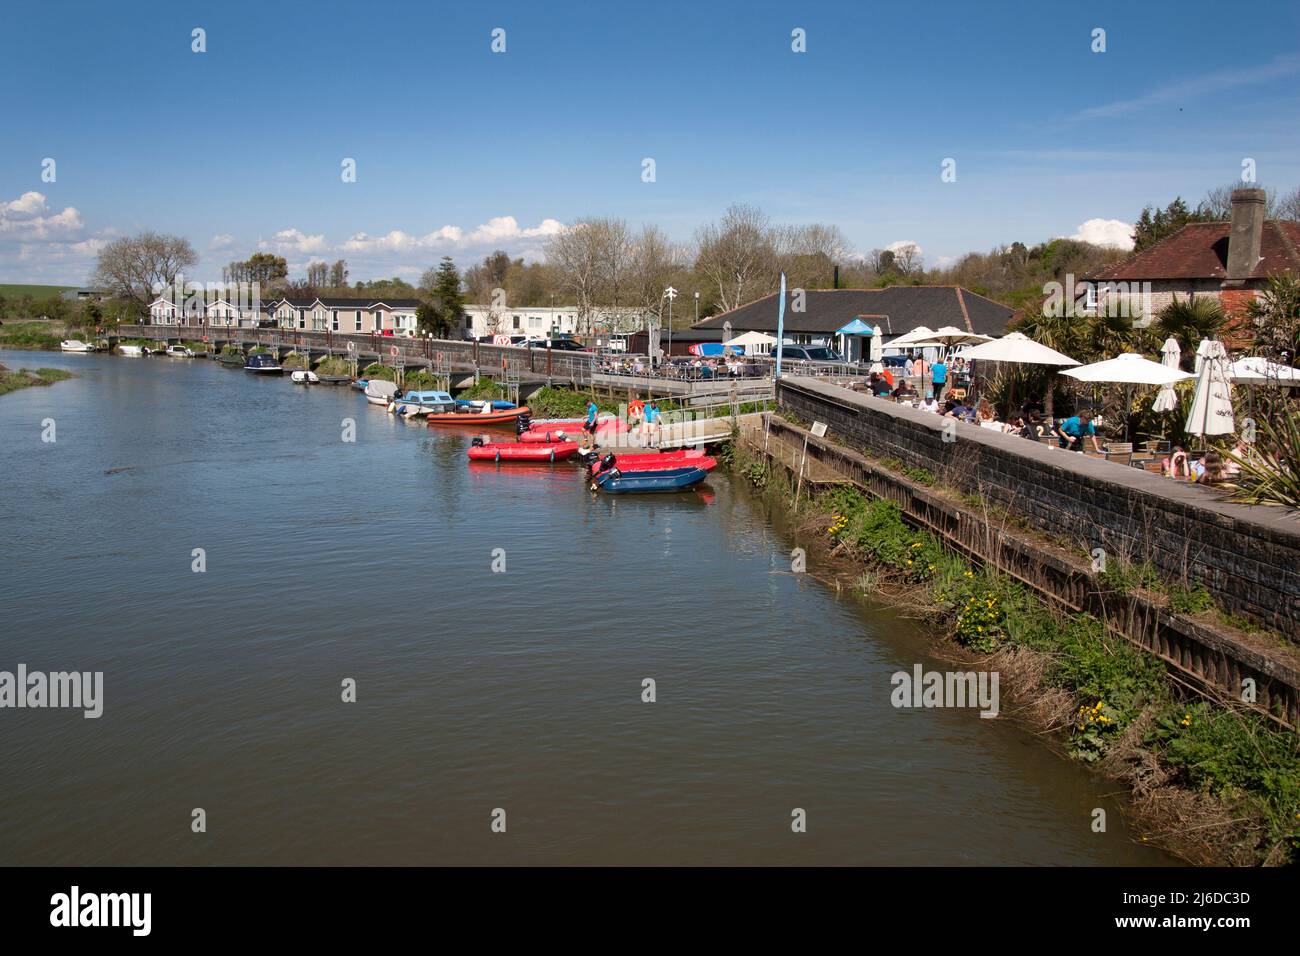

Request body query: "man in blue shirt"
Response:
[1054, 411, 1101, 451]
[643, 400, 661, 447]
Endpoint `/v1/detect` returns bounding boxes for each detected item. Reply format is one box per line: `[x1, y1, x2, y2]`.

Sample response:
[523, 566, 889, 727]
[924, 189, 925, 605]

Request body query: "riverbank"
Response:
[0, 319, 68, 350]
[0, 362, 72, 396]
[730, 428, 1300, 866]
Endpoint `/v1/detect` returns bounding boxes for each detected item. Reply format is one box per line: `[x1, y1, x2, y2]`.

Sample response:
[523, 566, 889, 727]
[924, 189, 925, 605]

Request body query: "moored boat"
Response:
[390, 389, 457, 417]
[60, 340, 98, 353]
[593, 465, 709, 494]
[591, 450, 715, 475]
[118, 344, 145, 357]
[290, 369, 320, 384]
[243, 353, 283, 374]
[426, 405, 530, 426]
[364, 380, 399, 405]
[467, 439, 580, 462]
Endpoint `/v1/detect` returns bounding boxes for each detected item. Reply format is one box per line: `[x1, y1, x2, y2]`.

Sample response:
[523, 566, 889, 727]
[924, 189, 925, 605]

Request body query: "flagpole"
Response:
[775, 273, 786, 379]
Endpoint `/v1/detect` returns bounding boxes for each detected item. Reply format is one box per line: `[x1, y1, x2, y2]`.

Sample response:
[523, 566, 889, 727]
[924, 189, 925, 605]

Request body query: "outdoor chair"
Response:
[1105, 450, 1132, 466]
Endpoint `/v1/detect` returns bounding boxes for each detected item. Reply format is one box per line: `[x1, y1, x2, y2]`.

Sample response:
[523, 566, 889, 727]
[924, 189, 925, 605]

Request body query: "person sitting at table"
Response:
[1164, 446, 1191, 478]
[975, 398, 996, 425]
[1195, 450, 1229, 484]
[892, 380, 918, 401]
[1054, 410, 1102, 452]
[869, 373, 892, 397]
[918, 393, 939, 413]
[943, 399, 975, 423]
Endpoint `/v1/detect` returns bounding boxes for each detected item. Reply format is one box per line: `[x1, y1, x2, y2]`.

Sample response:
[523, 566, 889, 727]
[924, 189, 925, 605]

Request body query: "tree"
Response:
[1276, 186, 1300, 222]
[418, 256, 464, 338]
[1248, 273, 1300, 364]
[1155, 295, 1226, 367]
[306, 261, 329, 289]
[328, 259, 349, 288]
[545, 218, 607, 334]
[1132, 197, 1216, 251]
[630, 224, 681, 328]
[693, 203, 777, 313]
[91, 231, 198, 305]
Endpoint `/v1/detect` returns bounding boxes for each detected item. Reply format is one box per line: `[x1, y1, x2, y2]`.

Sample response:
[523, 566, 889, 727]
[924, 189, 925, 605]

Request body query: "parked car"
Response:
[527, 339, 589, 352]
[768, 344, 845, 363]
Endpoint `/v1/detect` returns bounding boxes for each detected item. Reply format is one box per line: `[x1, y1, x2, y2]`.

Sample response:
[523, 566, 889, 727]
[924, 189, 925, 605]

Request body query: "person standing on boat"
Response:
[583, 398, 599, 445]
[644, 400, 661, 447]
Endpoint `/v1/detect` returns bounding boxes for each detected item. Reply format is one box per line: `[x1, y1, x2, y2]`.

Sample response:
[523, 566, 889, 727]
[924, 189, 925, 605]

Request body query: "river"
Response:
[0, 349, 1174, 865]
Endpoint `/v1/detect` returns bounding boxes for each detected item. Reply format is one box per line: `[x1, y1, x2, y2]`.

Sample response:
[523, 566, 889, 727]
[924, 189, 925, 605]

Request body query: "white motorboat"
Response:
[164, 344, 197, 358]
[118, 344, 145, 357]
[60, 340, 97, 353]
[290, 369, 320, 384]
[364, 380, 399, 406]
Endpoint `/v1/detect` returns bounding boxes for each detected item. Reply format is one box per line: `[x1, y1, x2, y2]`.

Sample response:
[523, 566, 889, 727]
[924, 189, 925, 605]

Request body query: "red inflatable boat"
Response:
[467, 441, 580, 462]
[517, 428, 577, 443]
[590, 449, 716, 474]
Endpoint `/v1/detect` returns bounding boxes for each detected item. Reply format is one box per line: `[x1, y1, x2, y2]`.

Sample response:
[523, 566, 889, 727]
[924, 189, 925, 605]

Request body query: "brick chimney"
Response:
[1224, 187, 1267, 285]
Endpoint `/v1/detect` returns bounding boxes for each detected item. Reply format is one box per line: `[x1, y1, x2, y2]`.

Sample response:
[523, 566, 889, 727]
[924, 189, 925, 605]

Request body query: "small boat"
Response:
[426, 405, 530, 426]
[243, 353, 284, 374]
[317, 375, 351, 386]
[351, 379, 369, 391]
[523, 414, 621, 432]
[517, 428, 576, 443]
[364, 380, 399, 405]
[290, 369, 320, 384]
[467, 439, 580, 462]
[118, 344, 145, 357]
[390, 389, 458, 417]
[164, 344, 197, 358]
[456, 399, 517, 411]
[591, 451, 715, 475]
[60, 340, 97, 353]
[593, 465, 709, 494]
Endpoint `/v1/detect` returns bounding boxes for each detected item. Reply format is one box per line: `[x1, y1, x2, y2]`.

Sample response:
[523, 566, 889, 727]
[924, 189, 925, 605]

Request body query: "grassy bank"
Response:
[0, 364, 74, 396]
[0, 319, 68, 350]
[732, 438, 1300, 866]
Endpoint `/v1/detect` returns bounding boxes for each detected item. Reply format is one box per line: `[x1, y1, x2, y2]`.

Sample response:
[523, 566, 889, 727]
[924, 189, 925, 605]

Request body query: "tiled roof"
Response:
[691, 287, 1013, 337]
[1086, 221, 1300, 282]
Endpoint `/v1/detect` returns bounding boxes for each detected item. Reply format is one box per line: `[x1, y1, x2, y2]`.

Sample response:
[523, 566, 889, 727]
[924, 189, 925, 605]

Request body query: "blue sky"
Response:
[2, 0, 1298, 284]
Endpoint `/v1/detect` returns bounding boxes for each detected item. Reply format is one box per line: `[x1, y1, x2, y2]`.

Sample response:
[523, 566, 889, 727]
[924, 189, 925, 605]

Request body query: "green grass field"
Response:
[0, 283, 78, 298]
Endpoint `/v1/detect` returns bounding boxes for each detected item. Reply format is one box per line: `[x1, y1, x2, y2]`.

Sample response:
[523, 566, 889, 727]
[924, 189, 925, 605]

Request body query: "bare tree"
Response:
[891, 242, 923, 275]
[328, 259, 348, 288]
[306, 261, 329, 288]
[544, 218, 607, 334]
[1276, 186, 1300, 222]
[1199, 183, 1280, 220]
[630, 224, 681, 329]
[92, 231, 198, 305]
[693, 203, 777, 313]
[777, 222, 850, 288]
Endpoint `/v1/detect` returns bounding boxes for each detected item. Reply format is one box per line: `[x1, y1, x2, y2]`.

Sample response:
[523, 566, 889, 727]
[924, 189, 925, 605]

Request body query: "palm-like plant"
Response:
[1156, 295, 1226, 367]
[1225, 407, 1300, 511]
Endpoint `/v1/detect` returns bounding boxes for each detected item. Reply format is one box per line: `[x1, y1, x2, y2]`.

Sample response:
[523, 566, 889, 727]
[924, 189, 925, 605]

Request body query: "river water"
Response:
[0, 349, 1174, 865]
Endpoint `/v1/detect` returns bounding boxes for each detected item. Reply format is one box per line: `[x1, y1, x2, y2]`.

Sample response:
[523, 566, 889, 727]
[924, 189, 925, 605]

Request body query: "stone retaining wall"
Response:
[777, 376, 1300, 639]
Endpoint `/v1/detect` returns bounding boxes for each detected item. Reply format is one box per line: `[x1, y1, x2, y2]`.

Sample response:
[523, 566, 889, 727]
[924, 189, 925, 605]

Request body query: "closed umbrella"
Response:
[1185, 339, 1234, 438]
[869, 324, 883, 373]
[1152, 337, 1181, 413]
[1061, 353, 1195, 442]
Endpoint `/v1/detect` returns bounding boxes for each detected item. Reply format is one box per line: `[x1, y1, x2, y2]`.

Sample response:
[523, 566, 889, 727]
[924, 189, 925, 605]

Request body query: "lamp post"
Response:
[664, 286, 678, 360]
[694, 291, 699, 324]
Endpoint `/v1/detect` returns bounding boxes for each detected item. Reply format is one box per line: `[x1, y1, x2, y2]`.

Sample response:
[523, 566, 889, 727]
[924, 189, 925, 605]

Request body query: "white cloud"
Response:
[258, 228, 329, 255]
[1067, 218, 1134, 250]
[885, 239, 922, 256]
[209, 233, 235, 250]
[0, 191, 84, 239]
[1075, 53, 1300, 120]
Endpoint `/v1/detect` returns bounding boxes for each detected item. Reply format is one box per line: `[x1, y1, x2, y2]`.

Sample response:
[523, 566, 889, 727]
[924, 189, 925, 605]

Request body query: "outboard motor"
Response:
[592, 452, 617, 475]
[515, 414, 532, 436]
[471, 435, 485, 447]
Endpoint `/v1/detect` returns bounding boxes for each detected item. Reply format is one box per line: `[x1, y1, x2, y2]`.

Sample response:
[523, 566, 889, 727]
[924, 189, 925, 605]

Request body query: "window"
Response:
[512, 315, 521, 330]
[355, 310, 362, 331]
[373, 310, 381, 330]
[332, 310, 339, 331]
[298, 309, 306, 329]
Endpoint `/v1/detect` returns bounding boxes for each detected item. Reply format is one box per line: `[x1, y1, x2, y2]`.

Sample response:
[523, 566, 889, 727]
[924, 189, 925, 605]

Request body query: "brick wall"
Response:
[778, 376, 1300, 638]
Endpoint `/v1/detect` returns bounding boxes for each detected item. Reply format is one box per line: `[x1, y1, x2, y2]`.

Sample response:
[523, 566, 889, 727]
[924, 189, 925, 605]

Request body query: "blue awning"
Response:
[835, 318, 874, 335]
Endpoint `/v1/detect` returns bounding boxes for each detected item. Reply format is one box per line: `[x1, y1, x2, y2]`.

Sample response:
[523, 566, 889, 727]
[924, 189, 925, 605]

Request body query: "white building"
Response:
[460, 305, 650, 340]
